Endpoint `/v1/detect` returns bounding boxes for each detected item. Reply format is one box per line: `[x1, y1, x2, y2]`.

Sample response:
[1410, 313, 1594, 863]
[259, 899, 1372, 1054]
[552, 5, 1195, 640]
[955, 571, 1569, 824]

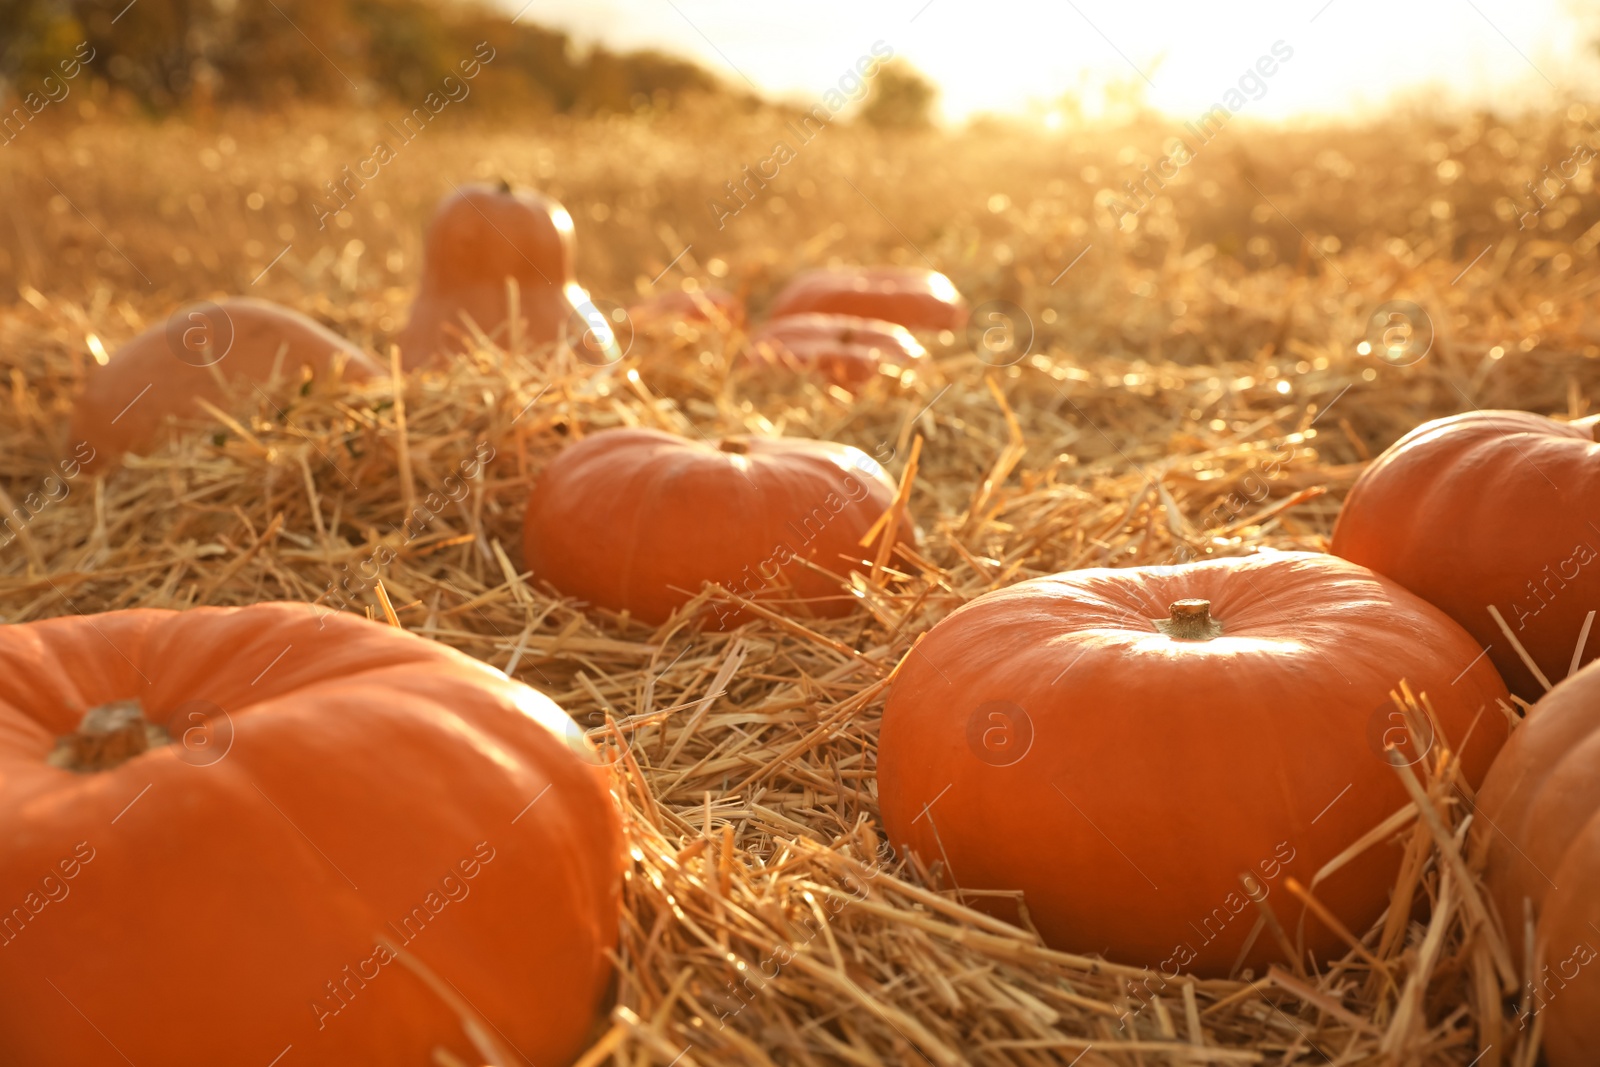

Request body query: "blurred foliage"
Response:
[0, 0, 724, 113]
[860, 60, 937, 130]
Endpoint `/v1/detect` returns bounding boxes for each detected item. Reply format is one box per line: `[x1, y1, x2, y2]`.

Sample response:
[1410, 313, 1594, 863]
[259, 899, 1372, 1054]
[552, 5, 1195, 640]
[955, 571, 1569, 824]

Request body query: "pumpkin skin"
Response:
[745, 313, 925, 385]
[397, 182, 615, 367]
[1475, 658, 1600, 1065]
[767, 266, 967, 333]
[878, 552, 1508, 975]
[0, 603, 621, 1067]
[1532, 844, 1600, 1067]
[628, 287, 744, 332]
[1331, 410, 1600, 701]
[70, 298, 380, 466]
[522, 427, 913, 626]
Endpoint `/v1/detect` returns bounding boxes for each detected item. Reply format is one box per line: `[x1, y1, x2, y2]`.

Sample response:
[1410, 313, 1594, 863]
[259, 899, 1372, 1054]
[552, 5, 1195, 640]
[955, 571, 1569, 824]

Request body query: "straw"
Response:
[6, 103, 1592, 1066]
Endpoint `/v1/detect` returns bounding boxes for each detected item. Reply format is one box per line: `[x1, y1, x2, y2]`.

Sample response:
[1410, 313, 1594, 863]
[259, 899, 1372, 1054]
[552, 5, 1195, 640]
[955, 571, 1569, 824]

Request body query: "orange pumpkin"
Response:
[0, 603, 621, 1066]
[745, 313, 925, 385]
[70, 298, 379, 466]
[397, 181, 617, 367]
[767, 266, 967, 333]
[628, 287, 744, 332]
[522, 427, 913, 626]
[1475, 658, 1600, 1065]
[1331, 410, 1600, 701]
[878, 552, 1508, 974]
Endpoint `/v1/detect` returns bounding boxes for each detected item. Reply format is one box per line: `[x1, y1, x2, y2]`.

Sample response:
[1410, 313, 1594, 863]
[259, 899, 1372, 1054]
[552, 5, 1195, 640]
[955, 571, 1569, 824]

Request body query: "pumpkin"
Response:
[522, 427, 913, 626]
[1475, 657, 1600, 1066]
[70, 297, 380, 467]
[745, 313, 925, 385]
[1331, 410, 1600, 701]
[628, 286, 744, 332]
[878, 552, 1508, 975]
[0, 602, 621, 1066]
[397, 181, 618, 367]
[767, 266, 967, 333]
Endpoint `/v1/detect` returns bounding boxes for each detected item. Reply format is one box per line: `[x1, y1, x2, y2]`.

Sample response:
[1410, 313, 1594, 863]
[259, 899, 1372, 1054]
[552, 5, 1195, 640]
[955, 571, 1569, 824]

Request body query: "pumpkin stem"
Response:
[46, 699, 171, 773]
[1155, 599, 1223, 641]
[496, 176, 515, 195]
[718, 437, 750, 455]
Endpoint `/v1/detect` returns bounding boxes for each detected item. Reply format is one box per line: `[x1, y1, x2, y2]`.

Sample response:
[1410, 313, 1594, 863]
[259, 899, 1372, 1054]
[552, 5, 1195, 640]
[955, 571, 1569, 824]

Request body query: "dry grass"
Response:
[5, 100, 1600, 1065]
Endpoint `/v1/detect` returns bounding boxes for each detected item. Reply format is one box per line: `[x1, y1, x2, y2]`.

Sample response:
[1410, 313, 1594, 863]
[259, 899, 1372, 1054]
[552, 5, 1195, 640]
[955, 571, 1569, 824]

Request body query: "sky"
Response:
[513, 0, 1597, 124]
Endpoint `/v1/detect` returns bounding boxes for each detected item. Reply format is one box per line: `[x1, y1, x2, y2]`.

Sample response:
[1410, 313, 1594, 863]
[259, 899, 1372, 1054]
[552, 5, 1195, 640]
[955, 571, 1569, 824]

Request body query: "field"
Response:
[4, 99, 1600, 1064]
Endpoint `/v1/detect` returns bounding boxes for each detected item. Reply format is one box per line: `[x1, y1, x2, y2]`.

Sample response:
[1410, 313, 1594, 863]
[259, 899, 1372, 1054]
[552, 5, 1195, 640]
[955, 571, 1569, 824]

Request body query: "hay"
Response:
[6, 104, 1600, 1065]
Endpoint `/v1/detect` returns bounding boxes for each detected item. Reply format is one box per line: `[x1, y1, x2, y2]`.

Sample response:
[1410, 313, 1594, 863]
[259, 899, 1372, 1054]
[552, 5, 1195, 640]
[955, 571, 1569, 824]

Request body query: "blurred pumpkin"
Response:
[628, 286, 744, 332]
[878, 552, 1508, 974]
[1475, 657, 1600, 1066]
[1331, 410, 1600, 701]
[767, 265, 966, 332]
[745, 313, 925, 385]
[397, 181, 618, 367]
[522, 427, 912, 626]
[0, 602, 621, 1067]
[70, 297, 380, 467]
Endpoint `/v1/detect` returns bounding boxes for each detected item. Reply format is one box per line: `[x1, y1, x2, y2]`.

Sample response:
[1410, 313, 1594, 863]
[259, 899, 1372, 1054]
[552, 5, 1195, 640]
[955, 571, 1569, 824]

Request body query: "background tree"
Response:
[0, 0, 724, 114]
[860, 59, 937, 130]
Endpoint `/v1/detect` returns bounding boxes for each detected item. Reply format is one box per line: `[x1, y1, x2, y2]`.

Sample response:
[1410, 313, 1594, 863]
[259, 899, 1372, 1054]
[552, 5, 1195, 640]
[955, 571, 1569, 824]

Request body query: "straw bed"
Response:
[5, 105, 1600, 1065]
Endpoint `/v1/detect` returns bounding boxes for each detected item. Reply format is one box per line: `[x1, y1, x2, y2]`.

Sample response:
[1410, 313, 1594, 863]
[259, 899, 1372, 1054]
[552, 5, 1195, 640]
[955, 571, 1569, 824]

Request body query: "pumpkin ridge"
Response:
[1332, 408, 1600, 699]
[764, 449, 859, 568]
[522, 428, 911, 625]
[731, 444, 785, 599]
[878, 551, 1509, 974]
[0, 603, 621, 1065]
[1475, 656, 1600, 1065]
[624, 443, 706, 616]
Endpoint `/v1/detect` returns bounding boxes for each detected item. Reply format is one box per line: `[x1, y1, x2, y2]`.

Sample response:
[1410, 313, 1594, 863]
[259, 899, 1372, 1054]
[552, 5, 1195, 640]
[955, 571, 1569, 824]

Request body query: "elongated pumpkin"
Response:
[878, 552, 1508, 975]
[0, 603, 621, 1066]
[396, 181, 616, 366]
[767, 266, 966, 332]
[1475, 657, 1600, 1066]
[522, 427, 912, 626]
[70, 297, 379, 466]
[1331, 410, 1600, 701]
[745, 313, 925, 385]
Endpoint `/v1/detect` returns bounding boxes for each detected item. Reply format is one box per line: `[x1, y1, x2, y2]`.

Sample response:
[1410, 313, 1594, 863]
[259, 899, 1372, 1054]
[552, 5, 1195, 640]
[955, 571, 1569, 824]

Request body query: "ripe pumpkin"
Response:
[878, 552, 1508, 975]
[1475, 658, 1600, 1066]
[629, 287, 744, 332]
[397, 181, 617, 366]
[70, 297, 380, 466]
[1331, 410, 1600, 701]
[0, 602, 621, 1066]
[522, 427, 912, 626]
[745, 313, 925, 385]
[767, 266, 967, 333]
